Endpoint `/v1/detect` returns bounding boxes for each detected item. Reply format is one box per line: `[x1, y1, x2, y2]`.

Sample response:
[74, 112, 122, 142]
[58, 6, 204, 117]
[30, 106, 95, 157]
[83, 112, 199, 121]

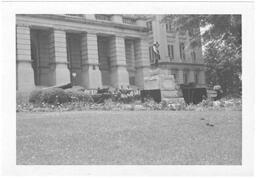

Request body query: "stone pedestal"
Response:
[144, 68, 182, 100]
[188, 70, 195, 83]
[17, 62, 35, 91]
[82, 65, 102, 89]
[199, 70, 206, 86]
[177, 69, 184, 84]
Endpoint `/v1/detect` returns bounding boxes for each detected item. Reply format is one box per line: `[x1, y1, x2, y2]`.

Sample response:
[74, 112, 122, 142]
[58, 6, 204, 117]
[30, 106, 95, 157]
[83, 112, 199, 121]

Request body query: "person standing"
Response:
[213, 84, 223, 100]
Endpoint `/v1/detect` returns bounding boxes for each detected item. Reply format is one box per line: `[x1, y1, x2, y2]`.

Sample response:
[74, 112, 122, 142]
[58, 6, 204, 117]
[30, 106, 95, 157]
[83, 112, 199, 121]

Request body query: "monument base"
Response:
[144, 68, 182, 101]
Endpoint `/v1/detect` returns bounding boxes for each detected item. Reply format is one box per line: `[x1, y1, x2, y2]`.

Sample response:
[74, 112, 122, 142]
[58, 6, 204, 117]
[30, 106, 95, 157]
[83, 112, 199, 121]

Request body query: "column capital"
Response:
[135, 65, 151, 69]
[16, 23, 30, 28]
[86, 31, 98, 36]
[82, 63, 99, 67]
[110, 64, 127, 69]
[115, 34, 126, 38]
[16, 60, 32, 64]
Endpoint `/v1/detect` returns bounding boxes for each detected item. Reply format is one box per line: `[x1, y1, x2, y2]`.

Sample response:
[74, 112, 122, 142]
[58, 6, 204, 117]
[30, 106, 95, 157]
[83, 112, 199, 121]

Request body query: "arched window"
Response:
[146, 21, 152, 31]
[168, 44, 174, 60]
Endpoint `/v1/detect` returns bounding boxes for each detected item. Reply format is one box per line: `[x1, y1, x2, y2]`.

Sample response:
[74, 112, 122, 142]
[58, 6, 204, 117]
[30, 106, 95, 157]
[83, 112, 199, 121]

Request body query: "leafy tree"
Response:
[163, 15, 242, 96]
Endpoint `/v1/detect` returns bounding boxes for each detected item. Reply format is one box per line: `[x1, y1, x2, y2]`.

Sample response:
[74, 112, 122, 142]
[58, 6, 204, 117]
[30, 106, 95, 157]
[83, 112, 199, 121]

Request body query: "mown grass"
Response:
[17, 110, 242, 165]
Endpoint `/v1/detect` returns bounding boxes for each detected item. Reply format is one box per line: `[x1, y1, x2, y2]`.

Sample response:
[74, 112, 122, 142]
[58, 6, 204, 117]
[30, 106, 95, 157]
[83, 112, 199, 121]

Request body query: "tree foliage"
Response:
[163, 15, 242, 96]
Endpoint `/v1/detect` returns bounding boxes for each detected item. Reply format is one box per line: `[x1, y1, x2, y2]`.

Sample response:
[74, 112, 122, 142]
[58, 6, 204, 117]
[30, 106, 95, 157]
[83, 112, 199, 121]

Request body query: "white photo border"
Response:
[1, 1, 254, 176]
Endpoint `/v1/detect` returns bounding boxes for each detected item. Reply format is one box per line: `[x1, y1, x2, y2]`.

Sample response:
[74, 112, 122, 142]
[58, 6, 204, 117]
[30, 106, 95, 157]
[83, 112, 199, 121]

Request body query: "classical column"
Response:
[81, 33, 102, 89]
[128, 41, 136, 73]
[49, 29, 70, 85]
[109, 36, 129, 88]
[177, 69, 184, 84]
[16, 25, 35, 91]
[188, 70, 195, 83]
[125, 40, 136, 84]
[134, 38, 151, 89]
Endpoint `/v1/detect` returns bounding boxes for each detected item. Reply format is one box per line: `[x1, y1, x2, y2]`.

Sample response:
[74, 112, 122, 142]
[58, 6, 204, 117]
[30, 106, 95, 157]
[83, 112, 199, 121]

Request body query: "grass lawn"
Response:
[17, 111, 241, 165]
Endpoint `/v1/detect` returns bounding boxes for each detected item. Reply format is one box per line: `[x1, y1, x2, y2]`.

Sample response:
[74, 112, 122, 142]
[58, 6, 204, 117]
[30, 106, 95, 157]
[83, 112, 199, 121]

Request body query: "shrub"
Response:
[17, 91, 30, 105]
[71, 85, 85, 92]
[29, 88, 70, 104]
[91, 93, 111, 103]
[65, 89, 93, 102]
[28, 89, 43, 104]
[41, 88, 70, 104]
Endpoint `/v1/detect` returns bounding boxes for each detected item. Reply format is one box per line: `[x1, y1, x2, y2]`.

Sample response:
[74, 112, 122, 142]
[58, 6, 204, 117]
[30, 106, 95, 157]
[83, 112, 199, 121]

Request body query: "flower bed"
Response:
[16, 86, 241, 112]
[17, 94, 241, 113]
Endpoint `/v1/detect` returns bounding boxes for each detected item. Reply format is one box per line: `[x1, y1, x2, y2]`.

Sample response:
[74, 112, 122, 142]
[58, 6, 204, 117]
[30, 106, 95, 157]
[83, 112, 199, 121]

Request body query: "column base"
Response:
[135, 66, 150, 89]
[55, 64, 70, 85]
[111, 66, 129, 88]
[83, 65, 102, 89]
[17, 62, 35, 91]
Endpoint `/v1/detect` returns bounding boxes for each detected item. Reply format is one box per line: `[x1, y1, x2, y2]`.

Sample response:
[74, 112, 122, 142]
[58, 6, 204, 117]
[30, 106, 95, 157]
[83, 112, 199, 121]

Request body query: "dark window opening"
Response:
[168, 44, 174, 60]
[95, 14, 111, 21]
[123, 17, 136, 25]
[166, 22, 173, 33]
[179, 42, 186, 60]
[146, 21, 152, 31]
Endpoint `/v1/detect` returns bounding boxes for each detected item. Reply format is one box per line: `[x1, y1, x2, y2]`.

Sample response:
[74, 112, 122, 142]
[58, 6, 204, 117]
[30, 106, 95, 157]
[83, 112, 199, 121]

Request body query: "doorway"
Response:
[97, 35, 112, 87]
[66, 33, 83, 86]
[30, 29, 51, 86]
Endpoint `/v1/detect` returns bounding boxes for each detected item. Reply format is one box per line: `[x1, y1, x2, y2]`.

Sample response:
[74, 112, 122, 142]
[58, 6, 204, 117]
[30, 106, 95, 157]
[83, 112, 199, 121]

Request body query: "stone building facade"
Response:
[16, 14, 206, 91]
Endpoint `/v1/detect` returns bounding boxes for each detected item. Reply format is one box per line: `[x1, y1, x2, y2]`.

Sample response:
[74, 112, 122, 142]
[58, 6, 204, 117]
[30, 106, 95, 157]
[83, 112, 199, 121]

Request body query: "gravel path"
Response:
[17, 111, 241, 165]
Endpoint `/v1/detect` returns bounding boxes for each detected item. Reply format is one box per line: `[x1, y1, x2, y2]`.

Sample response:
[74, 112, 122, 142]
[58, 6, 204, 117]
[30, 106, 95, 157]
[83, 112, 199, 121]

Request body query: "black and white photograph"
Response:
[1, 0, 255, 176]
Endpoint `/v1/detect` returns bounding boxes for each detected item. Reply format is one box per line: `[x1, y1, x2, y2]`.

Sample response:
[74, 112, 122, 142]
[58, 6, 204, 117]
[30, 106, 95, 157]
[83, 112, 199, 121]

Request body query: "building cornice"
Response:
[159, 61, 206, 67]
[17, 14, 148, 33]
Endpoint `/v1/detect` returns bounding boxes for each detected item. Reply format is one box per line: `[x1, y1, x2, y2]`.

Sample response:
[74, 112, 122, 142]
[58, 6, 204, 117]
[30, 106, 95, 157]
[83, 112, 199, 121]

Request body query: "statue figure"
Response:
[152, 41, 160, 67]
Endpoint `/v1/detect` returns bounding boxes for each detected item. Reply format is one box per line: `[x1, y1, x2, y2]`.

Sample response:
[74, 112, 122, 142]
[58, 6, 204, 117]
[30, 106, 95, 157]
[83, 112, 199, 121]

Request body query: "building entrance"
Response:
[66, 33, 83, 86]
[30, 29, 51, 86]
[97, 35, 112, 87]
[125, 39, 136, 86]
